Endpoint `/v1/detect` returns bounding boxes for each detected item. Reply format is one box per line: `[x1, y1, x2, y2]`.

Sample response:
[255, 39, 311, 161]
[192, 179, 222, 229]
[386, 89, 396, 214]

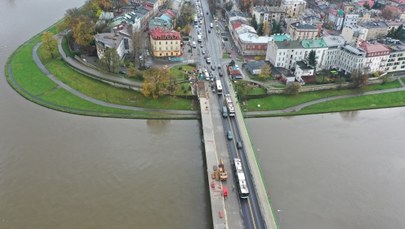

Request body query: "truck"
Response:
[224, 94, 235, 117]
[218, 159, 228, 181]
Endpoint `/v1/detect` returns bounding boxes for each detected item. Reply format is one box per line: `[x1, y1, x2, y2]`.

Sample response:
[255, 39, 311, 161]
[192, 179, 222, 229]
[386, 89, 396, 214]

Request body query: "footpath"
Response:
[32, 41, 198, 118]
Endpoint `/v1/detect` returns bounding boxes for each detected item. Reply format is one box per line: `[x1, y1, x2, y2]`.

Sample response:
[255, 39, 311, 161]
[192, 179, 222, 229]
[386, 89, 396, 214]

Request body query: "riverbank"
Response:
[5, 29, 198, 119]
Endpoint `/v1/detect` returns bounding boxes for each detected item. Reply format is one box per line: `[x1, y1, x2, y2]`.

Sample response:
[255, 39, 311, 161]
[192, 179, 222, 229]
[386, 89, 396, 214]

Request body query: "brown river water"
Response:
[2, 1, 405, 229]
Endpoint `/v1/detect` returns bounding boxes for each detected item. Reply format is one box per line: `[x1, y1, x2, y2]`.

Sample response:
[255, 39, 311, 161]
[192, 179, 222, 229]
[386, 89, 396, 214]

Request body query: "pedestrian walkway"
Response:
[56, 36, 142, 90]
[33, 42, 198, 118]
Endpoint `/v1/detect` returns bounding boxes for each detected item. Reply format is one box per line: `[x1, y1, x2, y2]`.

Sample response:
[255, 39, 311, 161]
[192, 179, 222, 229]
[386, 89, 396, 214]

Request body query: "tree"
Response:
[71, 15, 95, 47]
[234, 81, 249, 101]
[259, 63, 271, 81]
[307, 50, 317, 74]
[131, 30, 143, 67]
[257, 23, 263, 36]
[262, 21, 270, 36]
[142, 68, 171, 99]
[41, 31, 59, 59]
[251, 15, 258, 31]
[363, 2, 371, 10]
[271, 20, 282, 34]
[381, 6, 400, 20]
[350, 69, 368, 89]
[99, 48, 121, 73]
[284, 82, 301, 95]
[387, 24, 405, 39]
[224, 2, 233, 11]
[127, 63, 142, 79]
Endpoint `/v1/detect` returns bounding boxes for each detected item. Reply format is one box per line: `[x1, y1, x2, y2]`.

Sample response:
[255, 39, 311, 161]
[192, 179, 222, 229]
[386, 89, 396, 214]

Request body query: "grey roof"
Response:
[290, 22, 317, 30]
[378, 38, 405, 52]
[322, 35, 346, 48]
[245, 60, 266, 70]
[227, 10, 250, 18]
[360, 21, 388, 29]
[94, 32, 124, 49]
[253, 6, 285, 14]
[275, 40, 302, 49]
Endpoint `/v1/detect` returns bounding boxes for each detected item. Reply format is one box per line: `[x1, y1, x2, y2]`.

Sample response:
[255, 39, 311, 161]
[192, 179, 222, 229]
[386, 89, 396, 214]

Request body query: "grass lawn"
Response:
[299, 90, 405, 114]
[169, 64, 196, 80]
[39, 50, 194, 110]
[223, 53, 229, 59]
[246, 80, 403, 111]
[6, 29, 195, 119]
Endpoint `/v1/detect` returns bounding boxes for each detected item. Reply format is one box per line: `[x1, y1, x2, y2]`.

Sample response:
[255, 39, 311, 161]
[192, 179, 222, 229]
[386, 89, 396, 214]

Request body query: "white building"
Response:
[266, 38, 328, 70]
[343, 13, 359, 27]
[94, 32, 131, 60]
[359, 41, 390, 73]
[341, 25, 368, 46]
[321, 35, 346, 69]
[382, 39, 405, 72]
[336, 45, 366, 74]
[280, 0, 306, 18]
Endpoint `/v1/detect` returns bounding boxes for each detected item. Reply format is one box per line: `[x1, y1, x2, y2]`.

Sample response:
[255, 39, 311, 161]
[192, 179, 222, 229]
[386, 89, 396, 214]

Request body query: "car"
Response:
[202, 50, 206, 55]
[119, 70, 127, 75]
[218, 65, 221, 69]
[227, 130, 233, 140]
[211, 65, 215, 71]
[200, 44, 204, 49]
[146, 50, 150, 56]
[208, 30, 211, 33]
[219, 71, 223, 77]
[236, 141, 243, 149]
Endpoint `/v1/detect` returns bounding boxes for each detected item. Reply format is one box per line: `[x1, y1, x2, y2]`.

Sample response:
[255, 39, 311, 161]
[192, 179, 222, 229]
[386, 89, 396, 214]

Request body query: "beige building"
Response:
[287, 22, 318, 40]
[360, 21, 389, 40]
[251, 6, 286, 24]
[280, 0, 306, 18]
[341, 25, 368, 46]
[150, 28, 182, 57]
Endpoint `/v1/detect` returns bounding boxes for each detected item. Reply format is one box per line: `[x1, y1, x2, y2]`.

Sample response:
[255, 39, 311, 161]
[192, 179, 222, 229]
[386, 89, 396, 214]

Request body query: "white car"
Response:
[202, 50, 206, 55]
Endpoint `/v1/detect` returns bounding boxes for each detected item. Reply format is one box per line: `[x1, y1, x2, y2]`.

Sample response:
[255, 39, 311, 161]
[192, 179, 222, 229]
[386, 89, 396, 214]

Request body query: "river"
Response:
[247, 109, 405, 229]
[0, 1, 210, 228]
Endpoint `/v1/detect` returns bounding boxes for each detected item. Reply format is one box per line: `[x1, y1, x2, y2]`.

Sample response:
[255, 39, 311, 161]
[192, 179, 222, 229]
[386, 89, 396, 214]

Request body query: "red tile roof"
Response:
[231, 20, 243, 30]
[359, 42, 390, 57]
[150, 28, 181, 40]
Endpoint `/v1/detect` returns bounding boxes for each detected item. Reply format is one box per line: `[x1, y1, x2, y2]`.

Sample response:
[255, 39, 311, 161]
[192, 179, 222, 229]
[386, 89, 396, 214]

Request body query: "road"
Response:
[194, 0, 268, 228]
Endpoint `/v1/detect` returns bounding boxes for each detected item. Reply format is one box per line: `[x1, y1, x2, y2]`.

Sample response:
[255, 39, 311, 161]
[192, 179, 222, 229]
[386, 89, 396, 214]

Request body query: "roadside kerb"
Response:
[228, 83, 278, 229]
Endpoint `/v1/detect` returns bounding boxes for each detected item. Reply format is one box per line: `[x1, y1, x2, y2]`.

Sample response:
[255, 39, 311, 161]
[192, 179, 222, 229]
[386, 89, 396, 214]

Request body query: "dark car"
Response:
[208, 30, 211, 33]
[211, 65, 215, 71]
[236, 141, 243, 149]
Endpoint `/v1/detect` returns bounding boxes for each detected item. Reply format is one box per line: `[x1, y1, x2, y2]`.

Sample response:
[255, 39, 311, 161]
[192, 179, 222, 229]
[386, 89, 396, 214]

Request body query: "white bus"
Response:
[216, 80, 223, 95]
[233, 158, 249, 199]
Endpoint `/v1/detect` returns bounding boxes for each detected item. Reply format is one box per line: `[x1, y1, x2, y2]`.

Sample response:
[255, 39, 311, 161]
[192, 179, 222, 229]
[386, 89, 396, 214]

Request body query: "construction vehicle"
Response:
[218, 159, 228, 181]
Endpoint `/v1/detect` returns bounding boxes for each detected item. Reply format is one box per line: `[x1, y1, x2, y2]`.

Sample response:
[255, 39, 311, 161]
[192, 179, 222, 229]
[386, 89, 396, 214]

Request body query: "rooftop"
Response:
[359, 42, 390, 54]
[150, 28, 181, 40]
[342, 45, 366, 56]
[361, 21, 388, 29]
[95, 32, 124, 49]
[322, 35, 346, 47]
[253, 6, 285, 14]
[377, 38, 405, 52]
[290, 22, 317, 30]
[301, 39, 327, 48]
[239, 33, 272, 44]
[271, 34, 292, 42]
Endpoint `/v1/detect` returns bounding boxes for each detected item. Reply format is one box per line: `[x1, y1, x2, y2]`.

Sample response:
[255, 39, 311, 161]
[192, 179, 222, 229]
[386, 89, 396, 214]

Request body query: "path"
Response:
[245, 81, 405, 117]
[33, 42, 198, 118]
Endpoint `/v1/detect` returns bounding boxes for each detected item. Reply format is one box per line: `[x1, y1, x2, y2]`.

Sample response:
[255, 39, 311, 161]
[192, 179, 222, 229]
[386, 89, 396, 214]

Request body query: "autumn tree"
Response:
[142, 68, 171, 98]
[57, 7, 82, 32]
[381, 6, 401, 20]
[350, 69, 368, 89]
[284, 82, 301, 95]
[71, 15, 95, 47]
[99, 48, 121, 73]
[127, 63, 142, 79]
[262, 21, 270, 36]
[41, 31, 59, 59]
[259, 63, 271, 81]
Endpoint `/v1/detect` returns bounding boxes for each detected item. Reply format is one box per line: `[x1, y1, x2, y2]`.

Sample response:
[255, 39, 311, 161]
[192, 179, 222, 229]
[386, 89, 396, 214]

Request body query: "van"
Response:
[227, 130, 233, 140]
[222, 106, 228, 118]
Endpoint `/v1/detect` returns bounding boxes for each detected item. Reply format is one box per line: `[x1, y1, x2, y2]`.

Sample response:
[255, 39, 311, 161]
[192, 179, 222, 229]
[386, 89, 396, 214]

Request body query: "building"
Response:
[336, 44, 366, 73]
[343, 13, 360, 27]
[321, 35, 347, 69]
[251, 6, 286, 24]
[266, 38, 328, 70]
[110, 11, 142, 32]
[94, 32, 131, 60]
[341, 25, 368, 46]
[360, 21, 389, 40]
[149, 28, 182, 57]
[359, 41, 390, 73]
[381, 38, 405, 72]
[328, 8, 345, 30]
[245, 60, 266, 75]
[280, 0, 306, 18]
[294, 61, 314, 81]
[287, 22, 318, 40]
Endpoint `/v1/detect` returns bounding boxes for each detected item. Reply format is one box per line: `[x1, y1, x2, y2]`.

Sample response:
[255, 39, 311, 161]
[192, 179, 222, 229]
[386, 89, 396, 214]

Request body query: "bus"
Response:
[233, 158, 249, 199]
[224, 94, 235, 117]
[216, 80, 223, 95]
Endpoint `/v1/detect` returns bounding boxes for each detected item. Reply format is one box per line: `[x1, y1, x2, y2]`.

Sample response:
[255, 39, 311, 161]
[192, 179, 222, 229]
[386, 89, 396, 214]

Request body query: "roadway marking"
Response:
[247, 198, 258, 229]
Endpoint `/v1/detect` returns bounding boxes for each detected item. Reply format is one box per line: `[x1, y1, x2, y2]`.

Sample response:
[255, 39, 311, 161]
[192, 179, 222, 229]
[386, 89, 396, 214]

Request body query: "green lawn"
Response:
[246, 80, 402, 111]
[169, 64, 196, 80]
[299, 90, 405, 114]
[6, 30, 195, 119]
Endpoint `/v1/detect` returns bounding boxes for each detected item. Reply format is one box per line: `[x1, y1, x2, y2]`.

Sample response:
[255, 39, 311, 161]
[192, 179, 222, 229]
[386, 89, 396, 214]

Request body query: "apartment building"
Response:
[251, 6, 286, 24]
[359, 41, 390, 73]
[280, 0, 306, 18]
[149, 28, 182, 57]
[287, 22, 318, 40]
